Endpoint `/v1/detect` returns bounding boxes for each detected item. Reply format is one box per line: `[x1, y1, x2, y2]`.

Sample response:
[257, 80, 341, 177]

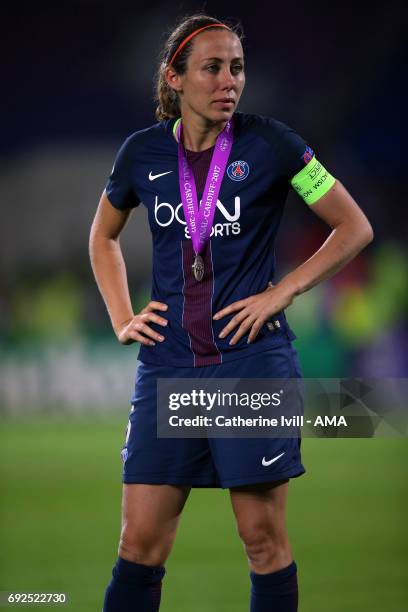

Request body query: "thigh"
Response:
[121, 483, 191, 541]
[229, 480, 289, 535]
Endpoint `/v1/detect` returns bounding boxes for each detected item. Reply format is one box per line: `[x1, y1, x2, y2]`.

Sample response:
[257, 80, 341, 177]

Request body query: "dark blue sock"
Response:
[103, 557, 165, 611]
[250, 561, 298, 612]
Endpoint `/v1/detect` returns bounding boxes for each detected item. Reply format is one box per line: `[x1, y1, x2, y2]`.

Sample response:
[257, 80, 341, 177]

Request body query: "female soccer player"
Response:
[89, 14, 373, 612]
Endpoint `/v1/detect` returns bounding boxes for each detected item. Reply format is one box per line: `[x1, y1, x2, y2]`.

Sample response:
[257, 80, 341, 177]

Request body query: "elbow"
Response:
[89, 224, 98, 257]
[342, 218, 374, 256]
[88, 230, 98, 266]
[361, 220, 374, 248]
[89, 225, 105, 260]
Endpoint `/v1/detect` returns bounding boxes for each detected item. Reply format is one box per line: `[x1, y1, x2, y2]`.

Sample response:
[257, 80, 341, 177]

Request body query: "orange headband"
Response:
[168, 24, 231, 66]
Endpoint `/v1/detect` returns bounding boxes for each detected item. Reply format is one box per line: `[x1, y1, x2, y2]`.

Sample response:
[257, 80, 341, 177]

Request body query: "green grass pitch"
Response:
[0, 417, 407, 611]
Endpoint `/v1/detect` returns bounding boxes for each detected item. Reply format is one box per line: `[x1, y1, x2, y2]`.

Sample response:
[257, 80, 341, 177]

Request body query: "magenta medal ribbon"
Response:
[177, 118, 234, 281]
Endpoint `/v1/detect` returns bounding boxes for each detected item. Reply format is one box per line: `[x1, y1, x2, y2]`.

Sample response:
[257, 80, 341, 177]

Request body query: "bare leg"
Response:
[103, 483, 191, 611]
[230, 480, 298, 611]
[229, 479, 292, 574]
[119, 483, 191, 566]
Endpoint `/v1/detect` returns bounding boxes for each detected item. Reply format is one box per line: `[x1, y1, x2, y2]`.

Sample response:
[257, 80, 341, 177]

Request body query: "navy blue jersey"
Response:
[105, 112, 314, 367]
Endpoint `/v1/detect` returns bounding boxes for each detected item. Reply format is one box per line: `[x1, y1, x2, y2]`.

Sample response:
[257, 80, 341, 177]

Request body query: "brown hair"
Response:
[154, 14, 244, 121]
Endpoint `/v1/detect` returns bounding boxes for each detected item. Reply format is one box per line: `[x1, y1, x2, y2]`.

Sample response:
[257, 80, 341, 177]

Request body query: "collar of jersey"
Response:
[172, 117, 216, 154]
[172, 117, 181, 143]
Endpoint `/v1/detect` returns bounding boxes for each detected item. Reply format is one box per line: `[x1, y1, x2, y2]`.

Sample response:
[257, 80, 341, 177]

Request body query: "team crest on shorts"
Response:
[121, 447, 128, 464]
[227, 160, 250, 181]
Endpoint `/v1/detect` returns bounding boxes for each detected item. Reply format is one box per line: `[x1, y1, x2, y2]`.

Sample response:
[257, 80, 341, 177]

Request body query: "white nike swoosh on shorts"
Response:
[262, 452, 285, 466]
[148, 170, 173, 181]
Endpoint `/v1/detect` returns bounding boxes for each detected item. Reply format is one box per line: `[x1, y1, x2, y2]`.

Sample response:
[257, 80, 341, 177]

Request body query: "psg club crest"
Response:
[227, 160, 250, 181]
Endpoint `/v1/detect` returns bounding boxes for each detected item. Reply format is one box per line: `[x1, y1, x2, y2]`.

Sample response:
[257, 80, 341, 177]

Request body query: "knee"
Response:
[238, 523, 290, 571]
[119, 523, 173, 567]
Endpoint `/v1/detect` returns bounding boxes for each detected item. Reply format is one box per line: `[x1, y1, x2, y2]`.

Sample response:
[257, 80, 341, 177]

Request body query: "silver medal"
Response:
[192, 255, 205, 281]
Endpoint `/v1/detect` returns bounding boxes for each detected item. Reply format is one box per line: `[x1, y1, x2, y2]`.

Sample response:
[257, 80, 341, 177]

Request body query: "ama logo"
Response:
[227, 160, 250, 181]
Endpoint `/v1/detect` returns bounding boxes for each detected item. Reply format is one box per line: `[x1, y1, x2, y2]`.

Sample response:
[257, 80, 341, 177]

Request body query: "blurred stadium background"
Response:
[1, 1, 407, 610]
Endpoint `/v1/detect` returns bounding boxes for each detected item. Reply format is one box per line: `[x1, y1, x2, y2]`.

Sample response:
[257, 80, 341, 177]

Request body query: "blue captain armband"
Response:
[290, 157, 336, 205]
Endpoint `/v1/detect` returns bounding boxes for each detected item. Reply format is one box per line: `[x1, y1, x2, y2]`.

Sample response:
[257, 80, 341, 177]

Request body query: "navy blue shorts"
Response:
[121, 341, 306, 488]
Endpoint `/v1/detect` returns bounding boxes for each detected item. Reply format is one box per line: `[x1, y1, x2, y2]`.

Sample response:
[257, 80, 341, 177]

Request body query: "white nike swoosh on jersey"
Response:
[262, 452, 285, 467]
[148, 170, 173, 181]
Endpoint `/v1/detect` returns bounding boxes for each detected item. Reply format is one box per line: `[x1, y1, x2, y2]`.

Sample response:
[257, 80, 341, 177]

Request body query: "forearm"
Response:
[278, 220, 373, 298]
[89, 235, 134, 334]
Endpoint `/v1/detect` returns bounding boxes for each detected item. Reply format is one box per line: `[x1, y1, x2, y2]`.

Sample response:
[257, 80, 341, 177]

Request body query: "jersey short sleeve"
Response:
[277, 125, 315, 179]
[265, 118, 336, 205]
[105, 137, 141, 210]
[251, 115, 315, 180]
